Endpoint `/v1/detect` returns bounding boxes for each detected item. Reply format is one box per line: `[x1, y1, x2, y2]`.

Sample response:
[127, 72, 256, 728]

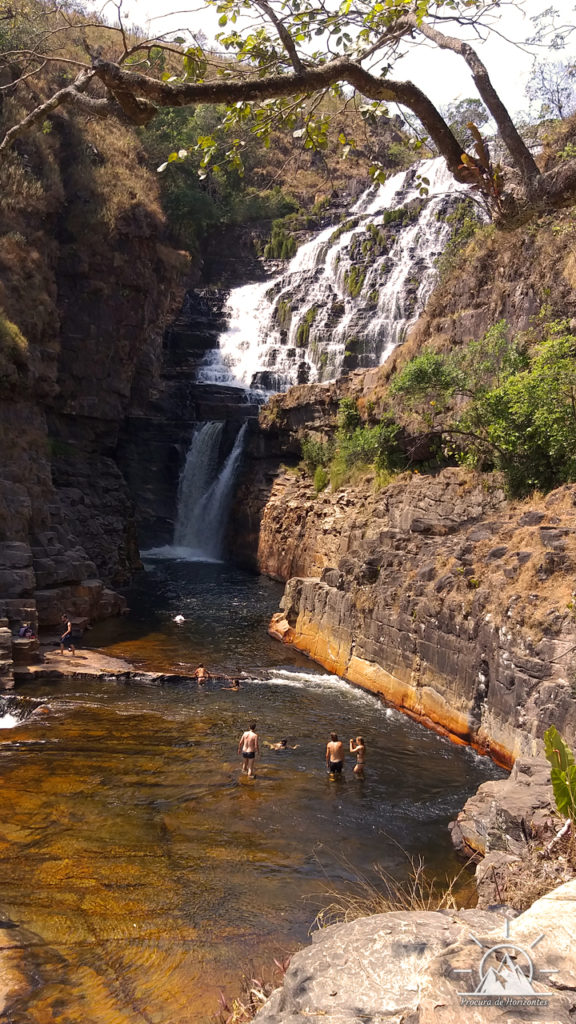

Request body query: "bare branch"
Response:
[0, 59, 48, 91]
[405, 14, 541, 188]
[252, 0, 304, 73]
[0, 71, 113, 153]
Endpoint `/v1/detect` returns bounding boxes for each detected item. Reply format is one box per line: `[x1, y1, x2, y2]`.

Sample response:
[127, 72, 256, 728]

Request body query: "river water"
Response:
[0, 556, 504, 1023]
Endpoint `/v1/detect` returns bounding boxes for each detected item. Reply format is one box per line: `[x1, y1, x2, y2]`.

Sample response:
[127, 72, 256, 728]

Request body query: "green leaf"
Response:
[544, 725, 574, 773]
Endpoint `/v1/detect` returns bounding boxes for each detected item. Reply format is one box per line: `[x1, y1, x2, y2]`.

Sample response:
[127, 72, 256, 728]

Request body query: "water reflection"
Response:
[0, 560, 504, 1022]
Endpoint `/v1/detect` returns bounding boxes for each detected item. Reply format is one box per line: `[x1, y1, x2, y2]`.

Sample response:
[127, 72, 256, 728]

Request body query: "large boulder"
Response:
[254, 880, 576, 1023]
[449, 757, 555, 858]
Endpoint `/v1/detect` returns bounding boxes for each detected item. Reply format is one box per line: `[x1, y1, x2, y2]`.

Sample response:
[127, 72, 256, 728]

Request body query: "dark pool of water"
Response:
[0, 557, 505, 1023]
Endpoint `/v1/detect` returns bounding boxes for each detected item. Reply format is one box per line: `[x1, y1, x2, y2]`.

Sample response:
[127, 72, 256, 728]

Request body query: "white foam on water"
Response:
[256, 668, 392, 714]
[0, 713, 20, 729]
[142, 545, 223, 564]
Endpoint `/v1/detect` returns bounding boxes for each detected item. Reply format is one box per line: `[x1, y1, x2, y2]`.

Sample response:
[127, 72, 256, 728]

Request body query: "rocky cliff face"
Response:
[0, 111, 189, 683]
[264, 466, 576, 766]
[233, 364, 576, 767]
[228, 203, 576, 766]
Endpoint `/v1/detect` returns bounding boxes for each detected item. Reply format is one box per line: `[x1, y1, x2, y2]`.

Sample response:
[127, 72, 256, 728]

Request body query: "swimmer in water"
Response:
[193, 664, 209, 683]
[264, 738, 299, 750]
[222, 678, 241, 691]
[349, 736, 366, 775]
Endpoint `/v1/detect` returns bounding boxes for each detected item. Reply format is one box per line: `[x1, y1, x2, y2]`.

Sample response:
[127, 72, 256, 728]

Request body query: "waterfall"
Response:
[157, 421, 248, 561]
[173, 421, 225, 551]
[205, 156, 467, 392]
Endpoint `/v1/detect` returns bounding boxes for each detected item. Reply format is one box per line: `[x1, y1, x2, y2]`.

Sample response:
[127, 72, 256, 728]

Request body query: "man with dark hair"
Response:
[326, 732, 345, 777]
[59, 614, 76, 657]
[238, 721, 259, 777]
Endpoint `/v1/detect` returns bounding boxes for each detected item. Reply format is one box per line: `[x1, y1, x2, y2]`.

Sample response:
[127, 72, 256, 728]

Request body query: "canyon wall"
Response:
[0, 111, 190, 683]
[260, 463, 576, 767]
[232, 206, 576, 766]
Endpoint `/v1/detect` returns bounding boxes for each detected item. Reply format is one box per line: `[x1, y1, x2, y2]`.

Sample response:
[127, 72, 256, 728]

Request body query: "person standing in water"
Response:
[193, 664, 209, 683]
[349, 736, 366, 775]
[238, 722, 259, 777]
[326, 732, 345, 777]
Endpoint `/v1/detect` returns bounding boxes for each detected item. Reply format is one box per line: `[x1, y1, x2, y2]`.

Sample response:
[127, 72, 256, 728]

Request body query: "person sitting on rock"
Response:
[59, 614, 76, 657]
[18, 623, 35, 639]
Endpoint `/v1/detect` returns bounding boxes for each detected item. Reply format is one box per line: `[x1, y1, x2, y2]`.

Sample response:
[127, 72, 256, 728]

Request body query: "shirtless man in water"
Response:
[193, 664, 209, 683]
[238, 722, 259, 777]
[326, 732, 345, 776]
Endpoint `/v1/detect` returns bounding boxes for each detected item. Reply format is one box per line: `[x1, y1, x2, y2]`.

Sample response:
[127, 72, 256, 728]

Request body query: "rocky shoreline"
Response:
[252, 879, 576, 1023]
[248, 456, 576, 769]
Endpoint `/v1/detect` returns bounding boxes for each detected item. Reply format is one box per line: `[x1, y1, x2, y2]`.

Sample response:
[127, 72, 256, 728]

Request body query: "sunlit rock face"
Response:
[253, 879, 576, 1024]
[249, 459, 576, 767]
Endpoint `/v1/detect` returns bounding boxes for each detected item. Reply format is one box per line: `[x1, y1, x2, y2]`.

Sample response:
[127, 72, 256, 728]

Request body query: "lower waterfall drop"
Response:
[172, 421, 247, 561]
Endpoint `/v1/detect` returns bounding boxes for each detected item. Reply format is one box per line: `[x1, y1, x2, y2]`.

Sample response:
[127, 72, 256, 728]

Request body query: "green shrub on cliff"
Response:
[314, 465, 329, 493]
[301, 398, 404, 491]
[544, 726, 576, 822]
[301, 435, 332, 474]
[0, 309, 29, 386]
[389, 319, 576, 495]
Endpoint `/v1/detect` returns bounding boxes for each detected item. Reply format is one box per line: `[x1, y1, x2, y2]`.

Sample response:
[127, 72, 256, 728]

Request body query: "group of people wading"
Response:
[237, 724, 366, 780]
[190, 658, 368, 782]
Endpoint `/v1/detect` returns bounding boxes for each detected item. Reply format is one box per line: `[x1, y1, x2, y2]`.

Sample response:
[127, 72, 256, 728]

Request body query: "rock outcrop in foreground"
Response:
[254, 879, 576, 1024]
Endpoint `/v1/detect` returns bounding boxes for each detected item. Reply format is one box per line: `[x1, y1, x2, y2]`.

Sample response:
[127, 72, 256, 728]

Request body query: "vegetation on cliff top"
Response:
[390, 318, 576, 495]
[2, 0, 576, 228]
[298, 314, 576, 499]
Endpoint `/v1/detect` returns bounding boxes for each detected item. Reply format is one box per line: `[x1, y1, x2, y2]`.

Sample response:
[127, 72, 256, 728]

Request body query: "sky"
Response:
[136, 0, 576, 116]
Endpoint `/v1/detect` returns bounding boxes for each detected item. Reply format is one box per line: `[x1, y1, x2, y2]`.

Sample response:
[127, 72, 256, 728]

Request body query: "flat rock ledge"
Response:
[254, 880, 576, 1024]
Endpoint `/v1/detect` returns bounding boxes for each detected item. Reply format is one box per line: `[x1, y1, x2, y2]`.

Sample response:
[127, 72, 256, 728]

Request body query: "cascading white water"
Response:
[0, 712, 19, 729]
[154, 421, 248, 561]
[190, 422, 247, 560]
[205, 157, 468, 392]
[173, 421, 225, 554]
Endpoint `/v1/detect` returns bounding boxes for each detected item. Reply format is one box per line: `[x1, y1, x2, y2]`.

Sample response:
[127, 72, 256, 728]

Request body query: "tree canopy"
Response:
[1, 0, 576, 225]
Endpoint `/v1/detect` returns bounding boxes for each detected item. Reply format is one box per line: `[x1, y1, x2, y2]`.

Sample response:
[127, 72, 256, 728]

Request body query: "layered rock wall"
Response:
[0, 111, 189, 683]
[250, 461, 576, 766]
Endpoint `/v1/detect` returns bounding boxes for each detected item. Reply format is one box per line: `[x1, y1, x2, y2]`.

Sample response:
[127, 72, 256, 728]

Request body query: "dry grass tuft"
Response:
[213, 957, 291, 1024]
[489, 825, 576, 913]
[0, 307, 30, 389]
[309, 848, 475, 931]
